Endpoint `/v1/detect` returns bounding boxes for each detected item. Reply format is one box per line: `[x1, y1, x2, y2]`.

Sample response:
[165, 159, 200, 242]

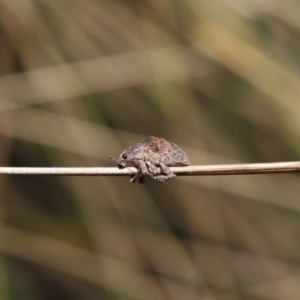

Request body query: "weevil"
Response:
[110, 136, 190, 183]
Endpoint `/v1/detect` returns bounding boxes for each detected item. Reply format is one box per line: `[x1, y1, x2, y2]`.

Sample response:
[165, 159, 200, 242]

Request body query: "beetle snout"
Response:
[118, 160, 126, 169]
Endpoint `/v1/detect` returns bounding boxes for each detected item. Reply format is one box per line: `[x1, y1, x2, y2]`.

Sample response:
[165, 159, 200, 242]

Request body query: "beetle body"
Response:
[116, 136, 190, 183]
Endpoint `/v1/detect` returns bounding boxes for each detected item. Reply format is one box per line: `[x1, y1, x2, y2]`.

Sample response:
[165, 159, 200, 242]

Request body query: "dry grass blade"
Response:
[1, 0, 300, 299]
[0, 161, 300, 176]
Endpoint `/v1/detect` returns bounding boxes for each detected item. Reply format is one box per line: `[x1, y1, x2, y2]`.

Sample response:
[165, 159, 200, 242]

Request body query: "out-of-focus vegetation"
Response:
[1, 0, 300, 299]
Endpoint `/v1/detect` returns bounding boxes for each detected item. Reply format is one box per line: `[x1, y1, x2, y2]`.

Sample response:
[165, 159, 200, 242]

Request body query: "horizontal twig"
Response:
[0, 161, 300, 176]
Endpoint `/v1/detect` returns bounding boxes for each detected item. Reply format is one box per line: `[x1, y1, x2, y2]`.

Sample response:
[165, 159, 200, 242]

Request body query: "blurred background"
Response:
[0, 0, 300, 299]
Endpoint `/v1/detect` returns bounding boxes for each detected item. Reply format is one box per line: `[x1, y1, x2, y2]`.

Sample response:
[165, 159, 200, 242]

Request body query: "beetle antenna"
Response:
[109, 156, 118, 162]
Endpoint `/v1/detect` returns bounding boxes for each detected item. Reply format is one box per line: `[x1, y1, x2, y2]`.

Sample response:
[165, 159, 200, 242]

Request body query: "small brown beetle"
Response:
[111, 136, 190, 183]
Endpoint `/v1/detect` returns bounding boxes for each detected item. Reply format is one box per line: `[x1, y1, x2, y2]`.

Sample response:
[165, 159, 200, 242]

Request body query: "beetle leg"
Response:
[159, 162, 176, 179]
[145, 161, 160, 175]
[132, 161, 176, 183]
[138, 175, 145, 184]
[130, 170, 145, 184]
[152, 175, 168, 183]
[137, 160, 150, 176]
[151, 162, 176, 183]
[130, 160, 149, 183]
[130, 169, 141, 183]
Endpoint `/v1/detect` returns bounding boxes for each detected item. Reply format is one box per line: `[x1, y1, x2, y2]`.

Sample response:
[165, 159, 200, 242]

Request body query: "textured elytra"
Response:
[115, 136, 190, 183]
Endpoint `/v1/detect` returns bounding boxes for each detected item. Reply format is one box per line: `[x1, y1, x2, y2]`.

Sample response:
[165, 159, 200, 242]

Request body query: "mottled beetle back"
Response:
[113, 136, 190, 183]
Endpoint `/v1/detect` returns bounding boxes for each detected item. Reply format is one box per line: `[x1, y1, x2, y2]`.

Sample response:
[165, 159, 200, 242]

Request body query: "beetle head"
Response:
[117, 152, 128, 169]
[117, 144, 143, 169]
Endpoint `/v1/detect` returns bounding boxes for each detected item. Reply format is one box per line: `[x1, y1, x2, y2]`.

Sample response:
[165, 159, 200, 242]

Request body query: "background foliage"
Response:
[1, 0, 300, 299]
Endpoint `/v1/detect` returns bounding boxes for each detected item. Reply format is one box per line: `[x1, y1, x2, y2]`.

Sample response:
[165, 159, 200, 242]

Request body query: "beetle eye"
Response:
[122, 153, 127, 159]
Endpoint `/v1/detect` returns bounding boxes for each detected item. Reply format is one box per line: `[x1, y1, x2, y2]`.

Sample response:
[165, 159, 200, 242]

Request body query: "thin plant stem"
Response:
[0, 161, 299, 176]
